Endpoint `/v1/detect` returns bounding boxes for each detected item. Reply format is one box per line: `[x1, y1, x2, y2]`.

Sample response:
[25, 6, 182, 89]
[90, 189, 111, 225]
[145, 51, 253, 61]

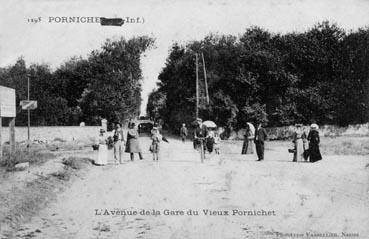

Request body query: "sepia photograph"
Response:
[0, 0, 368, 238]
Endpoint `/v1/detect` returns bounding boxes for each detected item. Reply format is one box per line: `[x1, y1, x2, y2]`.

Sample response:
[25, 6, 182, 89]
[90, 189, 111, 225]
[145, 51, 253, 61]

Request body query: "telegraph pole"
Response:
[201, 53, 209, 105]
[27, 74, 30, 149]
[195, 53, 199, 119]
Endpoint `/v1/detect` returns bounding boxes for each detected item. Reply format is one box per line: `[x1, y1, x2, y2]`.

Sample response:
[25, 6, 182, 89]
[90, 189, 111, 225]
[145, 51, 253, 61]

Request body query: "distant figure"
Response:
[150, 126, 161, 161]
[213, 131, 221, 154]
[241, 123, 255, 155]
[180, 123, 188, 143]
[307, 123, 322, 163]
[113, 123, 126, 164]
[292, 124, 306, 162]
[95, 129, 108, 166]
[254, 122, 268, 161]
[125, 122, 144, 161]
[79, 122, 85, 127]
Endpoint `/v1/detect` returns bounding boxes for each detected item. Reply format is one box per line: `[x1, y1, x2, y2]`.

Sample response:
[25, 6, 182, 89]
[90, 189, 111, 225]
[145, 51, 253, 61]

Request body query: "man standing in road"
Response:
[180, 123, 188, 143]
[254, 122, 268, 161]
[113, 123, 126, 164]
[193, 118, 208, 149]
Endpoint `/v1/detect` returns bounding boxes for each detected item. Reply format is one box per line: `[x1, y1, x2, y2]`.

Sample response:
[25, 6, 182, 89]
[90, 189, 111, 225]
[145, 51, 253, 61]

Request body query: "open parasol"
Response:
[247, 122, 255, 135]
[203, 120, 217, 128]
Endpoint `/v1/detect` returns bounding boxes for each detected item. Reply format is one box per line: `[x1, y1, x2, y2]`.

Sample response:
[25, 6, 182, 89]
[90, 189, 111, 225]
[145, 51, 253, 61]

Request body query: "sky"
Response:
[1, 0, 369, 114]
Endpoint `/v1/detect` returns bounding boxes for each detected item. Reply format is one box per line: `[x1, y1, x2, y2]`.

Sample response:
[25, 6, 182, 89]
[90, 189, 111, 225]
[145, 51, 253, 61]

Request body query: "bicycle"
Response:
[194, 137, 206, 163]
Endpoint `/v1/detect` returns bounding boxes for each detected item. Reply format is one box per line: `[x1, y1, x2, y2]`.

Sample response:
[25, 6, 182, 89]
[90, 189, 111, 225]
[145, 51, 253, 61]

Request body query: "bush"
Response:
[62, 157, 92, 170]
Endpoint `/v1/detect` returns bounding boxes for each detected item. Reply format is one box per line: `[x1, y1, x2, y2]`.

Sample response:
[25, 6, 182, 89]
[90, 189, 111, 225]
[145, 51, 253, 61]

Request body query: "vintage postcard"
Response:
[0, 0, 368, 238]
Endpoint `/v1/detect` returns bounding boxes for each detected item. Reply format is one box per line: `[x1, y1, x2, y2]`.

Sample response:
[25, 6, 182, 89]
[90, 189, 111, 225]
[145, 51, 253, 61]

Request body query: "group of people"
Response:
[241, 122, 322, 163]
[95, 118, 322, 165]
[191, 118, 221, 155]
[291, 123, 322, 163]
[95, 122, 142, 165]
[95, 121, 167, 165]
[241, 122, 268, 161]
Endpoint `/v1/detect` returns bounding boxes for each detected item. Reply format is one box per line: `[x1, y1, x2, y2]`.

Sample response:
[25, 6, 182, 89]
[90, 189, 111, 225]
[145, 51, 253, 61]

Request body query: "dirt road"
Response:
[11, 137, 369, 239]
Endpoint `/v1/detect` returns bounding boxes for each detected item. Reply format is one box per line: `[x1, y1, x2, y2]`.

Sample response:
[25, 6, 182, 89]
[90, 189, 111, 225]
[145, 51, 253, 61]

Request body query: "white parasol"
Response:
[247, 122, 255, 135]
[203, 120, 217, 128]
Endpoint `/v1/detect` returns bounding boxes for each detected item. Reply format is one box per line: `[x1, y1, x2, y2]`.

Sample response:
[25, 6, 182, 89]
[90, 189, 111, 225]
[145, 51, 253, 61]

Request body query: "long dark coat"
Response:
[307, 130, 322, 163]
[125, 129, 142, 153]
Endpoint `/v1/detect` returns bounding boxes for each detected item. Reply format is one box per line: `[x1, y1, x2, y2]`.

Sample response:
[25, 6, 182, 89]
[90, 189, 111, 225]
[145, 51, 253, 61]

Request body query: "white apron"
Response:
[96, 144, 108, 165]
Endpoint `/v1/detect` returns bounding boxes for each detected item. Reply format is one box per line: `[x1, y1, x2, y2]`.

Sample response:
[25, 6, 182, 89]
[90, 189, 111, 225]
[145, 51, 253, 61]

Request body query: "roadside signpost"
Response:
[20, 100, 37, 110]
[19, 74, 38, 150]
[20, 100, 38, 149]
[0, 86, 16, 160]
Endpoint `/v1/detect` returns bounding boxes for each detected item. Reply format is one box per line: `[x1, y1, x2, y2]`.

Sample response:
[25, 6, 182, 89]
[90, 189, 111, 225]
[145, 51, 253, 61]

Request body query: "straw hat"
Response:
[310, 123, 319, 129]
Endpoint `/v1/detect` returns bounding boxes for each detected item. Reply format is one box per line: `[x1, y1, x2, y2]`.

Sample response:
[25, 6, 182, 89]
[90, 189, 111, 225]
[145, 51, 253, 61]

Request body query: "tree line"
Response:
[0, 36, 154, 126]
[147, 21, 369, 131]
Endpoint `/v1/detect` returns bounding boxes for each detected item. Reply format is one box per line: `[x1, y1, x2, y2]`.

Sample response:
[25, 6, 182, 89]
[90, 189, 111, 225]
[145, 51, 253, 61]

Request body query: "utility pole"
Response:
[27, 74, 30, 149]
[0, 117, 2, 160]
[195, 53, 199, 119]
[201, 53, 209, 105]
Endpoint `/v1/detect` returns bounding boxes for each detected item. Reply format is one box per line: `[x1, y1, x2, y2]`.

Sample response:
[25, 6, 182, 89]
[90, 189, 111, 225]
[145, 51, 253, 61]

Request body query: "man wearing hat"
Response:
[254, 122, 268, 161]
[193, 118, 208, 150]
[113, 122, 126, 164]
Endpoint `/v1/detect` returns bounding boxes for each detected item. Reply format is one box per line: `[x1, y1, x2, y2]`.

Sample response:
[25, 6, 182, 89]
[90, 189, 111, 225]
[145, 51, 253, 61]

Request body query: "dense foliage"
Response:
[0, 36, 154, 126]
[147, 22, 369, 130]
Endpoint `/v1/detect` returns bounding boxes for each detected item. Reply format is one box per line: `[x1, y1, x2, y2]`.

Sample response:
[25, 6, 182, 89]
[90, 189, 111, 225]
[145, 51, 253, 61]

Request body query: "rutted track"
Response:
[3, 137, 369, 239]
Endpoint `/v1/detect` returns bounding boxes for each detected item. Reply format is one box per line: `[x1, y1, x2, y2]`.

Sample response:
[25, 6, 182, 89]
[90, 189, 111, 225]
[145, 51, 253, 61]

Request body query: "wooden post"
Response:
[201, 53, 209, 105]
[27, 74, 30, 150]
[0, 117, 2, 160]
[9, 117, 15, 155]
[195, 53, 199, 119]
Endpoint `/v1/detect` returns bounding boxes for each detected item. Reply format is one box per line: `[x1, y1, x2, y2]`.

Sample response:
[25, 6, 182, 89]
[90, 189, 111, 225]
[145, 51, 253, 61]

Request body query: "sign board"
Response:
[20, 100, 38, 110]
[0, 86, 16, 117]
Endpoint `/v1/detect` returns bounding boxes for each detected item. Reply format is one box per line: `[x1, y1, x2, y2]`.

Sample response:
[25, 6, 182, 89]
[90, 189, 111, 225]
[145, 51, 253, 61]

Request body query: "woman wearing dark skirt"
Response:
[307, 123, 322, 163]
[125, 122, 144, 161]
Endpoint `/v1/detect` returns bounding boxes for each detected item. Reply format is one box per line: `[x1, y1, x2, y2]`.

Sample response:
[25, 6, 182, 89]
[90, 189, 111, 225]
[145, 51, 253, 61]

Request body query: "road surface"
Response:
[12, 137, 369, 239]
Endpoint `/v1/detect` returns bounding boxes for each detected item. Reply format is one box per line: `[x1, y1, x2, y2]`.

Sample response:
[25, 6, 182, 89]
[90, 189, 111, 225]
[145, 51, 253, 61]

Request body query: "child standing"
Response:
[150, 127, 161, 161]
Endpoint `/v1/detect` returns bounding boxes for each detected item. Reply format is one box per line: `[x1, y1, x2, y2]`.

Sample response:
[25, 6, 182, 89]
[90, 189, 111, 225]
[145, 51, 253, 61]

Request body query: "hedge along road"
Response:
[11, 136, 369, 239]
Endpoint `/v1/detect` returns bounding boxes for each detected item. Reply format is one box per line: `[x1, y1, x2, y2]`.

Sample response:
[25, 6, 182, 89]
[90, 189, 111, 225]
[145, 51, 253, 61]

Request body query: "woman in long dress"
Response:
[307, 123, 322, 163]
[125, 122, 144, 161]
[95, 129, 108, 165]
[292, 124, 305, 162]
[241, 124, 254, 154]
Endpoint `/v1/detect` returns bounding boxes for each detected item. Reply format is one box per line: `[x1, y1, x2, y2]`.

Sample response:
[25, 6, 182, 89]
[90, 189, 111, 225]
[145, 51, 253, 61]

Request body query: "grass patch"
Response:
[46, 141, 89, 152]
[0, 155, 93, 237]
[267, 136, 369, 155]
[62, 156, 93, 170]
[50, 168, 72, 181]
[0, 145, 55, 169]
[320, 137, 369, 155]
[0, 176, 62, 237]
